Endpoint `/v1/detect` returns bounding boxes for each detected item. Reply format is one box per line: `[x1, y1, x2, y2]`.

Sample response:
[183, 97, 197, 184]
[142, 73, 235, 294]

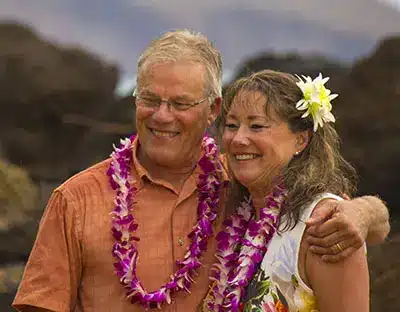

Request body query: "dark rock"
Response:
[0, 22, 132, 181]
[334, 36, 400, 216]
[0, 160, 39, 264]
[230, 52, 350, 90]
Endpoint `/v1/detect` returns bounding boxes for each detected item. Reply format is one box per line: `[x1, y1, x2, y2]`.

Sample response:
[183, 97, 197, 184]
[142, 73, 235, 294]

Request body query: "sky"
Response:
[1, 0, 400, 95]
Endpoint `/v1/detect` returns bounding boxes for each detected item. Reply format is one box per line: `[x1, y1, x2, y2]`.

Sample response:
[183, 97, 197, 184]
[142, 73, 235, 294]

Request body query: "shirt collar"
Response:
[130, 136, 230, 190]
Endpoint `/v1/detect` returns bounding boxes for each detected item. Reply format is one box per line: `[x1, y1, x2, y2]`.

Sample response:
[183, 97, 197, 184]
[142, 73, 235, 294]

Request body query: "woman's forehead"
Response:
[229, 90, 269, 115]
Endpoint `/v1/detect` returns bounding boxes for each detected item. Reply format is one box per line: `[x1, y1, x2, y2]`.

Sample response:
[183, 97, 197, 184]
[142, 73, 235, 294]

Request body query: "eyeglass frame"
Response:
[134, 89, 212, 111]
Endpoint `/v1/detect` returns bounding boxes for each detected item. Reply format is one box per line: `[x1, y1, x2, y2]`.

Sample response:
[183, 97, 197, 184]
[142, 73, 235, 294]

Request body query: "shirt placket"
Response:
[170, 175, 198, 312]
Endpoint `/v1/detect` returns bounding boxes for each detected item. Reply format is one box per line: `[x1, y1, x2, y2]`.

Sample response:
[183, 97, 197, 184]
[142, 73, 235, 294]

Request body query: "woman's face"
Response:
[222, 90, 308, 191]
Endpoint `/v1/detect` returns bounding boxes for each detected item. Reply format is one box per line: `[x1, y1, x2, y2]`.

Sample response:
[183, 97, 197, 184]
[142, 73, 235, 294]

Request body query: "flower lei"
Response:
[205, 184, 287, 312]
[295, 73, 337, 132]
[107, 134, 223, 309]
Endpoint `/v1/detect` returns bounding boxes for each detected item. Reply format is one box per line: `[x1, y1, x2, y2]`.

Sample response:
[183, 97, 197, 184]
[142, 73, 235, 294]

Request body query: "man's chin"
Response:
[148, 152, 182, 167]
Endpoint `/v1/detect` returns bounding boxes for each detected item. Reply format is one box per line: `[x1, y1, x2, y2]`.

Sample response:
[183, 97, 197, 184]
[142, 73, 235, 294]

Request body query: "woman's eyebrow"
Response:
[248, 115, 268, 120]
[226, 114, 269, 121]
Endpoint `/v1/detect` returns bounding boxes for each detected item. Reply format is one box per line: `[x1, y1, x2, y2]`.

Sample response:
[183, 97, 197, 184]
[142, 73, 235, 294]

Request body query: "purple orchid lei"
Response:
[106, 134, 223, 309]
[205, 184, 287, 312]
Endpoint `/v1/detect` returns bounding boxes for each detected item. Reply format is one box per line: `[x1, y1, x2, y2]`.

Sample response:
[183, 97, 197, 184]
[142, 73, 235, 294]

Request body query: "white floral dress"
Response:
[241, 193, 343, 312]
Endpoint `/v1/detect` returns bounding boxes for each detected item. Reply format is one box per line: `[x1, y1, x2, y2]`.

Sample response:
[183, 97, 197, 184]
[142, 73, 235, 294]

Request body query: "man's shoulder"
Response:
[56, 158, 112, 195]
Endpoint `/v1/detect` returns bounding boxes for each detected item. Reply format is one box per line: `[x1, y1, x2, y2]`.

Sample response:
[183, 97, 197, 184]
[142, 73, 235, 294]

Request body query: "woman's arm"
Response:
[306, 245, 369, 311]
[300, 200, 370, 312]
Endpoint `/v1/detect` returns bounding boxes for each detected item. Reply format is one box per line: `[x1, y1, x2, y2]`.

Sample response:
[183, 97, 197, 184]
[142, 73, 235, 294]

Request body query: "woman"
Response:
[203, 70, 369, 311]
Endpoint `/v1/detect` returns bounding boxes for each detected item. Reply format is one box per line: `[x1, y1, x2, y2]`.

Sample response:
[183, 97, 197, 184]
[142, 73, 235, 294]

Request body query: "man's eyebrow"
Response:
[140, 90, 159, 97]
[170, 94, 196, 101]
[139, 91, 194, 100]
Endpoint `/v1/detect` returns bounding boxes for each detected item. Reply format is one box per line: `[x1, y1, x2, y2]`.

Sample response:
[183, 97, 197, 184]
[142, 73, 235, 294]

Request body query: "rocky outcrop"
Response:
[0, 159, 39, 311]
[230, 52, 350, 90]
[0, 159, 39, 264]
[333, 37, 400, 217]
[0, 22, 133, 181]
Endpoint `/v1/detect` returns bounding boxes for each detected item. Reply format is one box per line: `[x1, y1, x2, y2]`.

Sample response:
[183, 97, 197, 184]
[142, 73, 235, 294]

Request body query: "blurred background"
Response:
[0, 0, 399, 311]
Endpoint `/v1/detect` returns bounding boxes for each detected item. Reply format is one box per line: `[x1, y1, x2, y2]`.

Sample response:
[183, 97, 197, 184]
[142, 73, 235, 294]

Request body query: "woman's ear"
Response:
[295, 130, 311, 153]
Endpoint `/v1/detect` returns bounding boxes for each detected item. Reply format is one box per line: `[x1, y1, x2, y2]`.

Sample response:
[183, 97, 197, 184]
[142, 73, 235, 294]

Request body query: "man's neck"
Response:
[137, 149, 200, 192]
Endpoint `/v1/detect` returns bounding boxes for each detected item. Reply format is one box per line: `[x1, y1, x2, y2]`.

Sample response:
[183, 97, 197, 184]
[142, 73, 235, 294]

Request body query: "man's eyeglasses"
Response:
[134, 92, 210, 111]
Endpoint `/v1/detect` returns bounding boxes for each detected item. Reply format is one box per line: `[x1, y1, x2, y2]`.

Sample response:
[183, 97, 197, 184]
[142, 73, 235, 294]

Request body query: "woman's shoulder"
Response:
[301, 192, 343, 220]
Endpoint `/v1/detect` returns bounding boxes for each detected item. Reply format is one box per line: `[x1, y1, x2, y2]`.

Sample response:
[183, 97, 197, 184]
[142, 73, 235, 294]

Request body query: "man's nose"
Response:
[152, 101, 175, 123]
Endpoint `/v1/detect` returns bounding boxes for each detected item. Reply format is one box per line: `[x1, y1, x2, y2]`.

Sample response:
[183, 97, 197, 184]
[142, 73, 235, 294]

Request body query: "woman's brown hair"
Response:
[221, 70, 357, 230]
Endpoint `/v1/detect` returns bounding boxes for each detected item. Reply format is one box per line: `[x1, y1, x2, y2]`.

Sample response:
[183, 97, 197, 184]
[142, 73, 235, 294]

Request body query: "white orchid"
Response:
[295, 73, 338, 132]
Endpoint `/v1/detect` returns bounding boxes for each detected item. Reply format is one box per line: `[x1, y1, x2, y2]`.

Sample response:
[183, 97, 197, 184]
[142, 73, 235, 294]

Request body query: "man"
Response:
[13, 29, 390, 312]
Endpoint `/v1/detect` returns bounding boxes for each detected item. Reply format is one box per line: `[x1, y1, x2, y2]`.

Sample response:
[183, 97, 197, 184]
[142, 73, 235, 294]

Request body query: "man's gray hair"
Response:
[137, 29, 223, 99]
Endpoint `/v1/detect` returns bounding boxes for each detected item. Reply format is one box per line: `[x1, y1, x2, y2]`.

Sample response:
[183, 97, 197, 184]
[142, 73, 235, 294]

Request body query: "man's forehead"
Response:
[138, 61, 207, 96]
[141, 60, 206, 77]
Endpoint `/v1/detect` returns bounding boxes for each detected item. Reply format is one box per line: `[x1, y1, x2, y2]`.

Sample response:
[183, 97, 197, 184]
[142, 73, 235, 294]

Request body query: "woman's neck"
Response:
[249, 187, 272, 219]
[247, 168, 285, 219]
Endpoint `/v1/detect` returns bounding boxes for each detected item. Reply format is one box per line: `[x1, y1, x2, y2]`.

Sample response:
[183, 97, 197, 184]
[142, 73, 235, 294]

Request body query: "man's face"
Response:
[135, 61, 218, 169]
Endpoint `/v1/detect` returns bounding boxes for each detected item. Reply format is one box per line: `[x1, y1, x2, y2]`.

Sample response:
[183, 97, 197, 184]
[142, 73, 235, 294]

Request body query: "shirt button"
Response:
[178, 237, 184, 246]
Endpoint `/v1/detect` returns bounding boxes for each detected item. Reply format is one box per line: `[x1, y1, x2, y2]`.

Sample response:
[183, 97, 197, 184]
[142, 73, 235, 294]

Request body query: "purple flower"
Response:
[207, 183, 287, 311]
[109, 135, 223, 309]
[216, 231, 230, 241]
[112, 228, 123, 241]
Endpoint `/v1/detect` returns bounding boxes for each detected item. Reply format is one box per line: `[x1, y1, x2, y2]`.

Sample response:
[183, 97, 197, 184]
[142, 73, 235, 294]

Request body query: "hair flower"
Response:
[295, 73, 338, 132]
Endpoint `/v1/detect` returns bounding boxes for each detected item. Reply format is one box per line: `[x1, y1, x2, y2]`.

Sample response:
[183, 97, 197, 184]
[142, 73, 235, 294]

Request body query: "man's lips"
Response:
[149, 128, 180, 137]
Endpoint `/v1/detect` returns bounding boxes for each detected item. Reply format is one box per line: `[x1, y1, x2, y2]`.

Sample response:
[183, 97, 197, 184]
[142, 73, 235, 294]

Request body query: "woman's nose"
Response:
[232, 126, 250, 146]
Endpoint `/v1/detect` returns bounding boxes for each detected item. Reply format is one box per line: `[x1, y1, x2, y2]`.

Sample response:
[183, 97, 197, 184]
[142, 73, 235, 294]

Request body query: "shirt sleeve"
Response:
[12, 189, 83, 312]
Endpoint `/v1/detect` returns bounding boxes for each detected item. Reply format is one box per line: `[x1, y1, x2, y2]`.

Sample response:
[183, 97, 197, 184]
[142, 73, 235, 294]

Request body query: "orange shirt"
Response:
[13, 138, 228, 312]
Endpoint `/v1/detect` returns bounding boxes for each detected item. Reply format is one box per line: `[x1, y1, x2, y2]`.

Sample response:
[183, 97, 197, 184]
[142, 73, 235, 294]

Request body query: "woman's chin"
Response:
[233, 170, 279, 194]
[233, 174, 256, 189]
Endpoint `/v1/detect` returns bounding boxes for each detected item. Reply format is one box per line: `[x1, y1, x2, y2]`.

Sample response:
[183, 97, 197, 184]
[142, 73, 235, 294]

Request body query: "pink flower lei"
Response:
[107, 134, 224, 309]
[205, 184, 287, 312]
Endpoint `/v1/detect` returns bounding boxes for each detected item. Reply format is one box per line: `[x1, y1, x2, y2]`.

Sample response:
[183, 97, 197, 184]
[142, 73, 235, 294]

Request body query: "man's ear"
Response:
[208, 97, 222, 126]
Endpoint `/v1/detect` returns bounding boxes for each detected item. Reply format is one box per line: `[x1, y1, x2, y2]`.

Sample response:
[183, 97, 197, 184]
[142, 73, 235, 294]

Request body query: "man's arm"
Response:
[13, 190, 82, 312]
[13, 307, 53, 312]
[305, 195, 390, 262]
[353, 195, 390, 244]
